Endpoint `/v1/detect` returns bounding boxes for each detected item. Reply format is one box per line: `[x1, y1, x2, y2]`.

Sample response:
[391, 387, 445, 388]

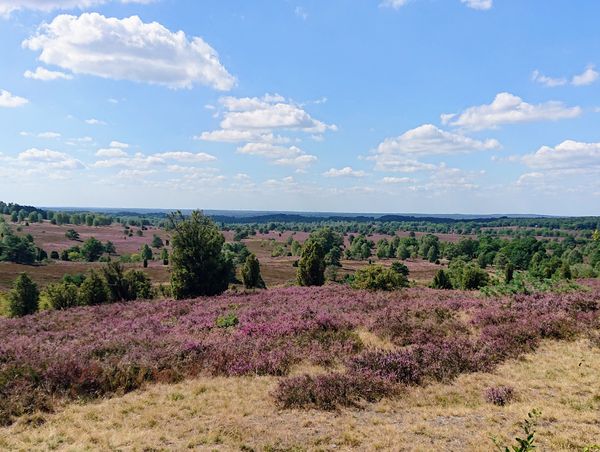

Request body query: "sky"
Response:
[0, 0, 599, 215]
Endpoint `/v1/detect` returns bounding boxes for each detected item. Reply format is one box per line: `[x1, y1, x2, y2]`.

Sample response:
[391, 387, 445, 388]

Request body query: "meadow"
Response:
[1, 283, 599, 449]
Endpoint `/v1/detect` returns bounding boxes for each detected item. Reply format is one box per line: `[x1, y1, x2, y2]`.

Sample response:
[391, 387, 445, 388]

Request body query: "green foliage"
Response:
[124, 269, 153, 300]
[78, 270, 110, 306]
[308, 228, 344, 266]
[170, 211, 231, 299]
[431, 269, 453, 289]
[160, 248, 169, 265]
[104, 241, 116, 255]
[346, 234, 373, 260]
[102, 262, 153, 302]
[448, 259, 489, 290]
[241, 253, 266, 289]
[151, 234, 164, 248]
[7, 273, 39, 317]
[65, 229, 80, 241]
[216, 312, 239, 328]
[45, 282, 80, 310]
[297, 239, 326, 287]
[0, 224, 36, 264]
[351, 264, 409, 291]
[492, 409, 541, 452]
[81, 237, 105, 262]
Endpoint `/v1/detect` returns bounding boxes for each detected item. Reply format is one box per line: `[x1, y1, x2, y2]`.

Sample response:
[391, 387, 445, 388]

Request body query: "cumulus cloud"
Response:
[375, 124, 500, 156]
[237, 143, 317, 169]
[532, 65, 599, 88]
[197, 129, 289, 144]
[531, 70, 567, 87]
[572, 65, 599, 86]
[521, 140, 600, 173]
[109, 141, 129, 149]
[381, 176, 415, 184]
[18, 147, 84, 170]
[323, 167, 368, 178]
[85, 118, 106, 125]
[442, 92, 581, 130]
[93, 150, 217, 169]
[218, 94, 336, 133]
[95, 147, 128, 158]
[23, 13, 235, 90]
[24, 66, 73, 81]
[0, 0, 154, 16]
[38, 131, 61, 139]
[0, 89, 28, 107]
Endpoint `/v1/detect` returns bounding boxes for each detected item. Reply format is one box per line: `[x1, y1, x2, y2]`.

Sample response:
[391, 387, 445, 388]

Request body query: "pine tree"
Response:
[431, 269, 452, 290]
[241, 253, 266, 289]
[8, 273, 39, 317]
[297, 239, 326, 286]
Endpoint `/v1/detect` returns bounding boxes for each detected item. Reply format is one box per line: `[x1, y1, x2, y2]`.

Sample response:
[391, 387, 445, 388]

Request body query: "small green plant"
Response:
[216, 312, 239, 328]
[492, 409, 541, 452]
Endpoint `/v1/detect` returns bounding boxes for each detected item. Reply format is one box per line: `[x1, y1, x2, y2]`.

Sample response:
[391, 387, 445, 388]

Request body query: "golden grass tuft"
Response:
[1, 339, 599, 451]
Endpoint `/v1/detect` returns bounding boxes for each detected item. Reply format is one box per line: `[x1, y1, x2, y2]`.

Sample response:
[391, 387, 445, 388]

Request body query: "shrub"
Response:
[485, 386, 515, 406]
[273, 373, 393, 410]
[170, 211, 231, 299]
[81, 237, 104, 262]
[45, 282, 80, 310]
[216, 312, 239, 328]
[7, 273, 39, 317]
[297, 239, 326, 286]
[351, 264, 408, 291]
[78, 270, 110, 306]
[49, 250, 59, 260]
[241, 253, 266, 289]
[431, 269, 452, 289]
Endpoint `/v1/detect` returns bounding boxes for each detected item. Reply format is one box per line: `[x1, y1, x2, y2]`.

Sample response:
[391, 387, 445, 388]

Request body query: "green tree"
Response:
[104, 241, 116, 255]
[45, 282, 79, 310]
[297, 239, 326, 286]
[352, 264, 409, 291]
[81, 237, 104, 262]
[78, 270, 110, 306]
[8, 273, 39, 317]
[65, 229, 80, 241]
[170, 211, 231, 299]
[160, 248, 169, 265]
[124, 269, 153, 299]
[431, 269, 453, 289]
[140, 244, 153, 261]
[151, 234, 164, 248]
[241, 253, 266, 289]
[505, 262, 515, 283]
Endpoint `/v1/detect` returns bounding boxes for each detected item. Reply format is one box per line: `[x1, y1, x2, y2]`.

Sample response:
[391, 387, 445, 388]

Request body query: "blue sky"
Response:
[0, 0, 599, 214]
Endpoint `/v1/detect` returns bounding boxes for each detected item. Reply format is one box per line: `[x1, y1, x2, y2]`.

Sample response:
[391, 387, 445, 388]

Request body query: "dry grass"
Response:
[1, 339, 599, 451]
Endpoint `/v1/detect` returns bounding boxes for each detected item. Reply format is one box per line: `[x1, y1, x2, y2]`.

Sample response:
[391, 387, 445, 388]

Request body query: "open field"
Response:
[1, 283, 598, 450]
[1, 339, 598, 451]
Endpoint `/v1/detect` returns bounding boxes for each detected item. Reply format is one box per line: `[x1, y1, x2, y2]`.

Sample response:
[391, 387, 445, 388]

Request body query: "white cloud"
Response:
[238, 143, 303, 159]
[442, 92, 582, 130]
[23, 13, 235, 91]
[522, 139, 600, 173]
[95, 147, 128, 158]
[380, 0, 492, 10]
[154, 151, 216, 162]
[117, 169, 157, 178]
[0, 89, 28, 108]
[379, 0, 408, 8]
[218, 94, 336, 133]
[381, 176, 414, 184]
[531, 70, 567, 87]
[323, 166, 367, 178]
[38, 131, 61, 139]
[24, 66, 73, 81]
[18, 147, 84, 170]
[0, 0, 154, 16]
[572, 65, 599, 86]
[460, 0, 492, 10]
[85, 118, 106, 125]
[109, 141, 129, 149]
[375, 124, 500, 156]
[294, 6, 308, 19]
[197, 129, 289, 144]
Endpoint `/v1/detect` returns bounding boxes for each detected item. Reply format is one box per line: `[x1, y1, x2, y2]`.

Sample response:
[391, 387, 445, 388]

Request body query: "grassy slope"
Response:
[1, 339, 598, 451]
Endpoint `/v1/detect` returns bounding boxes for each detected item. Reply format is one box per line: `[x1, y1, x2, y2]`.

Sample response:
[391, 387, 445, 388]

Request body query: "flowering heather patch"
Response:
[0, 286, 599, 423]
[485, 386, 516, 406]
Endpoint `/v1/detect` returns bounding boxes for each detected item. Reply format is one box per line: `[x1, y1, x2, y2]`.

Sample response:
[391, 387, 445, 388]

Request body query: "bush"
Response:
[45, 282, 80, 310]
[297, 239, 326, 286]
[431, 269, 452, 289]
[351, 264, 408, 291]
[241, 253, 266, 289]
[273, 373, 394, 410]
[7, 273, 39, 317]
[216, 312, 239, 328]
[81, 237, 104, 262]
[170, 211, 231, 299]
[485, 386, 515, 406]
[78, 270, 110, 306]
